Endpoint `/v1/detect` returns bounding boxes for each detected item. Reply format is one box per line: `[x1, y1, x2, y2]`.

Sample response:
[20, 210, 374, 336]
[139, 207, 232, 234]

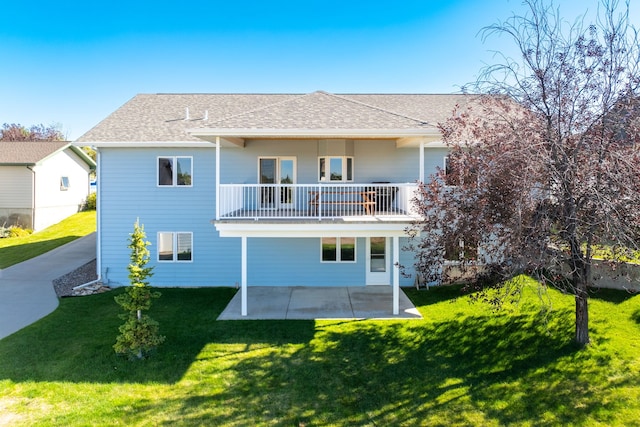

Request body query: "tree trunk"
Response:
[575, 287, 590, 346]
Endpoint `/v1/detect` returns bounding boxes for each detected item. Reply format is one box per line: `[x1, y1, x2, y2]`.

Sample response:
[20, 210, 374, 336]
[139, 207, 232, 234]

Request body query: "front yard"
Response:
[0, 280, 638, 426]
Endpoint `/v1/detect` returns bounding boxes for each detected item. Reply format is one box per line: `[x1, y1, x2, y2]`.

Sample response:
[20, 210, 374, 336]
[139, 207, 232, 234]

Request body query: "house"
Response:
[76, 91, 474, 315]
[0, 141, 96, 231]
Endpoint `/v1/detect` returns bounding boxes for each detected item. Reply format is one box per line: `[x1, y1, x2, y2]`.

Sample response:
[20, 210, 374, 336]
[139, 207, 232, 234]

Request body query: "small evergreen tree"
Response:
[114, 219, 165, 359]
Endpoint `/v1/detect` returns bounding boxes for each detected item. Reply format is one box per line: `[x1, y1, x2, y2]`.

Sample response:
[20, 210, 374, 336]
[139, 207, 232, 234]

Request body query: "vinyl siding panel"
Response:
[98, 144, 430, 288]
[32, 149, 92, 230]
[0, 166, 33, 228]
[99, 147, 241, 287]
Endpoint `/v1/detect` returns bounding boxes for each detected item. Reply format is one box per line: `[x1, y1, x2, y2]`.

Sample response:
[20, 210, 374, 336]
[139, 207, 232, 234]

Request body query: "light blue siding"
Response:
[98, 144, 430, 288]
[99, 147, 240, 287]
[246, 237, 365, 286]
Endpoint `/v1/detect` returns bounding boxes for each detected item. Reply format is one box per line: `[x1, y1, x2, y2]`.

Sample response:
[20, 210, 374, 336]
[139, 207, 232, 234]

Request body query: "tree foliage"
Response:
[0, 123, 65, 141]
[114, 219, 165, 359]
[408, 0, 640, 346]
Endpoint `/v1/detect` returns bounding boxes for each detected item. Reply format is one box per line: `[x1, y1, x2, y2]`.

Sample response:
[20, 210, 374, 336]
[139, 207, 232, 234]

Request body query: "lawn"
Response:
[0, 280, 638, 426]
[0, 211, 96, 269]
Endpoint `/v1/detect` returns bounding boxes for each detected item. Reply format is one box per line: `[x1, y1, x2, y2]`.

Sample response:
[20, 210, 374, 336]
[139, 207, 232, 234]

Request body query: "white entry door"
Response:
[259, 157, 296, 210]
[366, 237, 390, 285]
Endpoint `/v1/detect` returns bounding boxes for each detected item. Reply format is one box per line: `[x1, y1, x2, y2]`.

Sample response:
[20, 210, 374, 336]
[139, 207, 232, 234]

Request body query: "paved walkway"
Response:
[218, 286, 423, 320]
[0, 233, 96, 340]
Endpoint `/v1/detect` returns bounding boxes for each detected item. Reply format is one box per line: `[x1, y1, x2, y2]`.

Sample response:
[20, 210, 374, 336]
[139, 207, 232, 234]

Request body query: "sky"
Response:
[1, 0, 638, 140]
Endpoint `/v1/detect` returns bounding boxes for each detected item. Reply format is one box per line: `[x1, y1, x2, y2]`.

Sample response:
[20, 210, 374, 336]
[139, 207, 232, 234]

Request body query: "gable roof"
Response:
[76, 91, 477, 144]
[0, 140, 96, 168]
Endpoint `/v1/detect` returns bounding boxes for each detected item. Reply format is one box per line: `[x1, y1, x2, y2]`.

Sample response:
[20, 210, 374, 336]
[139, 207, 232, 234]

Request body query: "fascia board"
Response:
[72, 141, 216, 149]
[213, 221, 412, 238]
[188, 128, 442, 139]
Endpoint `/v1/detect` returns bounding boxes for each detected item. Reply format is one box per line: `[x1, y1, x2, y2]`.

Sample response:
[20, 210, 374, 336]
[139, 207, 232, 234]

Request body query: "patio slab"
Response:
[217, 286, 422, 320]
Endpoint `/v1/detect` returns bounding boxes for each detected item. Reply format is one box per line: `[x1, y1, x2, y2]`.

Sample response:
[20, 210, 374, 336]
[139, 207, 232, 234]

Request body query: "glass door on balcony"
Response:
[259, 157, 296, 210]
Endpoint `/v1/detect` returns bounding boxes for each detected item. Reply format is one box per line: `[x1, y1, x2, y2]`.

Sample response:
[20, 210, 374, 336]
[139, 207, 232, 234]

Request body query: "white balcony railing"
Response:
[217, 183, 419, 220]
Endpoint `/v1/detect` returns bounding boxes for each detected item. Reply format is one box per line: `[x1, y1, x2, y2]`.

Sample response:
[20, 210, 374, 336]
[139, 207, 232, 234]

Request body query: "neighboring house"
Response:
[76, 91, 474, 315]
[0, 141, 96, 231]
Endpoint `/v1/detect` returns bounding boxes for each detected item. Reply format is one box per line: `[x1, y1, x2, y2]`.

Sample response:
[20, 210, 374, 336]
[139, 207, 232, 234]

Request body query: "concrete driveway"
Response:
[0, 233, 96, 340]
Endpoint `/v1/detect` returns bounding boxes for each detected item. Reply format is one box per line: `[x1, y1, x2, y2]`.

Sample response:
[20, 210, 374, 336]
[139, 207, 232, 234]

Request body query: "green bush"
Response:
[0, 226, 33, 239]
[83, 192, 97, 211]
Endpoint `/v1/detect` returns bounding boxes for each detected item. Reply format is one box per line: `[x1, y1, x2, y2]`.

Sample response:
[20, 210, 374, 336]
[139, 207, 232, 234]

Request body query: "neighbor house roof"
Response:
[76, 91, 478, 143]
[0, 141, 96, 168]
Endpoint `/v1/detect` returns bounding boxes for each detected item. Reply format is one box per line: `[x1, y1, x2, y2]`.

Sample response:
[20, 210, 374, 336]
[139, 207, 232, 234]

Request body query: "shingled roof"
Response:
[0, 141, 96, 168]
[76, 91, 476, 143]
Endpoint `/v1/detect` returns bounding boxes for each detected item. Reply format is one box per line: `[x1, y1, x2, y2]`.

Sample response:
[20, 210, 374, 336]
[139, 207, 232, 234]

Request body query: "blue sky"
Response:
[1, 0, 637, 139]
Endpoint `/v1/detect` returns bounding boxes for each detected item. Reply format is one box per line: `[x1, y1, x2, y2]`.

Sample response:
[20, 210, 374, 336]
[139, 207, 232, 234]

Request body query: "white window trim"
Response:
[157, 231, 193, 263]
[157, 156, 193, 187]
[318, 156, 354, 182]
[320, 237, 357, 263]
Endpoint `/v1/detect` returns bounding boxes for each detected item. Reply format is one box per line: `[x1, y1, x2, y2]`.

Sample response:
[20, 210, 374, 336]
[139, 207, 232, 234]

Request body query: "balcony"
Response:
[217, 183, 419, 221]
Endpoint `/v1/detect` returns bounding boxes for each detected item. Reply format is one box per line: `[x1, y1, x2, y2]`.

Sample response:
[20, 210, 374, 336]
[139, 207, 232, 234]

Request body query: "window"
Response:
[444, 236, 478, 262]
[158, 232, 193, 262]
[444, 154, 478, 187]
[60, 176, 70, 191]
[321, 237, 356, 262]
[158, 157, 192, 186]
[318, 156, 354, 182]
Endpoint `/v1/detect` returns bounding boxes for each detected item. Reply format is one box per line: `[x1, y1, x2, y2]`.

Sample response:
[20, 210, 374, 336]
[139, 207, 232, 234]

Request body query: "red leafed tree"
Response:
[408, 0, 640, 346]
[0, 123, 65, 141]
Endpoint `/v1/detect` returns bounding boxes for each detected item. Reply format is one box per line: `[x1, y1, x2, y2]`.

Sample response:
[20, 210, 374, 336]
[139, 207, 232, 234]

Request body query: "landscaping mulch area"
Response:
[52, 259, 104, 297]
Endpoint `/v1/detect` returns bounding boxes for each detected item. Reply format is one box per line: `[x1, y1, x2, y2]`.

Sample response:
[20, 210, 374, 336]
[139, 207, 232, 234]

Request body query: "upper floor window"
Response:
[158, 156, 192, 187]
[444, 155, 477, 187]
[319, 156, 353, 182]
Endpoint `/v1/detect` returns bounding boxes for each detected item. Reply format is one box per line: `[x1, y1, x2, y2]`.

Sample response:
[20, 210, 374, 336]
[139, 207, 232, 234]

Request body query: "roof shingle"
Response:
[76, 91, 477, 142]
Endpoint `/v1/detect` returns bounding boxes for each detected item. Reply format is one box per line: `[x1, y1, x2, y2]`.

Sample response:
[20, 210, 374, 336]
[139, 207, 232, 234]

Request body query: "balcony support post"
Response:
[241, 236, 247, 316]
[393, 236, 400, 315]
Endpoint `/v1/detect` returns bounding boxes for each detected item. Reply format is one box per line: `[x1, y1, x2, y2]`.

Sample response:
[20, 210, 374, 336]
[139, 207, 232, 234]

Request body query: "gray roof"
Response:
[77, 91, 477, 143]
[0, 141, 96, 167]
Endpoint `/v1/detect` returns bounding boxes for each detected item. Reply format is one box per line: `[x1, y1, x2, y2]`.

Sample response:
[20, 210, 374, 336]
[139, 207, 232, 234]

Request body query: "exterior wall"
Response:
[32, 149, 92, 231]
[0, 166, 33, 228]
[99, 147, 241, 287]
[221, 139, 441, 184]
[99, 143, 439, 288]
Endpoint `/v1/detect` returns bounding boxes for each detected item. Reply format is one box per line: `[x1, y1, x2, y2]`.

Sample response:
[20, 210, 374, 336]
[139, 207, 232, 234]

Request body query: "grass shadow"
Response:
[0, 287, 315, 384]
[588, 286, 638, 304]
[123, 307, 632, 426]
[403, 283, 466, 306]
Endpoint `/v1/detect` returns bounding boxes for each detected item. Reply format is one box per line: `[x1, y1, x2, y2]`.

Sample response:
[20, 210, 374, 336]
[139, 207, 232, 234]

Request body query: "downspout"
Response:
[26, 166, 36, 230]
[74, 147, 104, 290]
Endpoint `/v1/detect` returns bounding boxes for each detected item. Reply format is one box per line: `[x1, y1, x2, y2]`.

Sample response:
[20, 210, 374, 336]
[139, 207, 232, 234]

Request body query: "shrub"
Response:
[0, 226, 33, 239]
[114, 219, 165, 359]
[83, 192, 97, 211]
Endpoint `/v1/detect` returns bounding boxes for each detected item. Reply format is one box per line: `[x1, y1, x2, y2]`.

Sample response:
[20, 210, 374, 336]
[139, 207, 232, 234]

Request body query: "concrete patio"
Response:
[217, 286, 422, 320]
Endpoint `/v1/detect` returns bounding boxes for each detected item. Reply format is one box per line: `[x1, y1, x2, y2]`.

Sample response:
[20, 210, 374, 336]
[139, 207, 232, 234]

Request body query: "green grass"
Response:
[0, 280, 638, 426]
[0, 211, 96, 269]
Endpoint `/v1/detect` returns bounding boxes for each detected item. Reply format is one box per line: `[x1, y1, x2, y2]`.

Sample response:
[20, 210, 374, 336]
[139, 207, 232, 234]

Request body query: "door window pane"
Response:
[370, 237, 386, 272]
